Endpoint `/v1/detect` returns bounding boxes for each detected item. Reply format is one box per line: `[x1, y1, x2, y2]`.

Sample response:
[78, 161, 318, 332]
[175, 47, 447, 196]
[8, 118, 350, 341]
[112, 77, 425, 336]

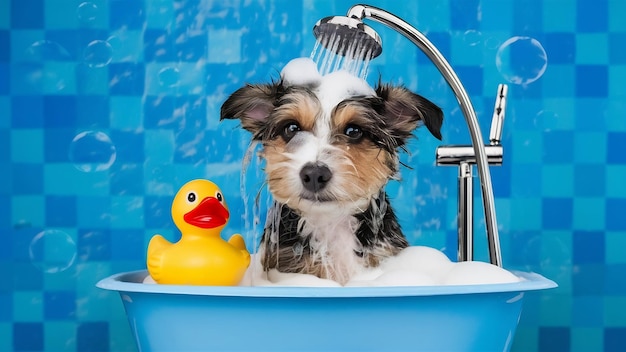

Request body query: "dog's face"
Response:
[221, 64, 443, 216]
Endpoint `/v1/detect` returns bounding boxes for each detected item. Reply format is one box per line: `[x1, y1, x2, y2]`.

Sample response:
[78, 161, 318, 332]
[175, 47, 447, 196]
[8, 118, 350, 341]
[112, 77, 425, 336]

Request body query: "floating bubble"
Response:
[83, 40, 113, 68]
[77, 2, 98, 23]
[158, 67, 180, 87]
[496, 36, 548, 85]
[69, 131, 117, 172]
[24, 40, 71, 61]
[29, 230, 77, 274]
[463, 30, 482, 46]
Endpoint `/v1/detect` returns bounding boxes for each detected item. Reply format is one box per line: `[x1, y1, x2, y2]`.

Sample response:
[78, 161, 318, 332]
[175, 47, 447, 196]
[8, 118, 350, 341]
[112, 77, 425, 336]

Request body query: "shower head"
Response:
[313, 16, 382, 59]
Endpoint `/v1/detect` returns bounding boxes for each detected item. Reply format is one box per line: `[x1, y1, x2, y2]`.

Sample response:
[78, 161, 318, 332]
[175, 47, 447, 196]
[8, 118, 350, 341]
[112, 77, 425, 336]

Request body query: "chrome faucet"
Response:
[313, 4, 506, 266]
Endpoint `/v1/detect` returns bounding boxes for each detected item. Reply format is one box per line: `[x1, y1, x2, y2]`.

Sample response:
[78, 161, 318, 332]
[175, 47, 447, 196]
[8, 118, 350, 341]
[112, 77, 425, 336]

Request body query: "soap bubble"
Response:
[77, 2, 98, 23]
[496, 36, 547, 85]
[24, 40, 71, 61]
[83, 40, 113, 68]
[29, 230, 77, 274]
[158, 67, 180, 87]
[69, 131, 116, 172]
[463, 30, 482, 46]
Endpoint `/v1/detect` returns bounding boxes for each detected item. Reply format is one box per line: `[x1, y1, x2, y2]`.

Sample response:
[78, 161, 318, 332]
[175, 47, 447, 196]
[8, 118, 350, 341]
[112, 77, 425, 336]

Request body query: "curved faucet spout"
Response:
[346, 4, 502, 267]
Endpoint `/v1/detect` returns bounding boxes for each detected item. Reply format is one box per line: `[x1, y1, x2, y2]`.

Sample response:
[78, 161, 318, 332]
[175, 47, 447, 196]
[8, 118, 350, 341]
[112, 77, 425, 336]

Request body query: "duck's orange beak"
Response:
[183, 197, 229, 229]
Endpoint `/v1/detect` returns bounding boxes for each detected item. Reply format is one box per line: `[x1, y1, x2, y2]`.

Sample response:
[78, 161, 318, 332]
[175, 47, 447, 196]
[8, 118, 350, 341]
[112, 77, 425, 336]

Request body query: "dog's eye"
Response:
[344, 124, 364, 141]
[281, 122, 301, 142]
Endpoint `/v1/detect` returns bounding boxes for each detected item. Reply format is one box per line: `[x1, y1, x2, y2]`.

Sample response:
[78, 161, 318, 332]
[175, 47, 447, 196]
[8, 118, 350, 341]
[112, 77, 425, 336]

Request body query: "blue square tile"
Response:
[12, 262, 44, 290]
[77, 322, 109, 352]
[144, 196, 174, 228]
[538, 326, 570, 352]
[0, 292, 10, 321]
[513, 0, 543, 33]
[573, 231, 605, 264]
[110, 130, 144, 163]
[143, 29, 175, 62]
[572, 296, 603, 327]
[0, 63, 7, 95]
[573, 165, 605, 197]
[606, 132, 626, 163]
[544, 33, 575, 64]
[575, 65, 608, 97]
[174, 28, 207, 62]
[13, 322, 44, 351]
[77, 197, 111, 228]
[110, 164, 144, 195]
[11, 96, 43, 128]
[542, 197, 573, 230]
[43, 96, 77, 128]
[76, 64, 109, 95]
[573, 197, 605, 230]
[108, 63, 145, 95]
[78, 229, 111, 261]
[111, 229, 144, 260]
[11, 129, 43, 163]
[10, 0, 44, 29]
[605, 264, 626, 294]
[43, 128, 73, 162]
[76, 96, 109, 128]
[43, 291, 76, 320]
[45, 196, 77, 227]
[609, 33, 626, 64]
[455, 66, 483, 96]
[605, 327, 626, 352]
[449, 0, 479, 30]
[606, 198, 626, 230]
[543, 131, 574, 163]
[576, 0, 608, 32]
[109, 0, 145, 30]
[12, 163, 44, 195]
[0, 30, 8, 62]
[576, 34, 608, 65]
[573, 264, 604, 295]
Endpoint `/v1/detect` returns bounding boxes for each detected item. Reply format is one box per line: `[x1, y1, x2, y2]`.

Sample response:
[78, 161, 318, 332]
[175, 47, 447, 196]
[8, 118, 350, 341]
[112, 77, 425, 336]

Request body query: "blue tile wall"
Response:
[1, 0, 624, 351]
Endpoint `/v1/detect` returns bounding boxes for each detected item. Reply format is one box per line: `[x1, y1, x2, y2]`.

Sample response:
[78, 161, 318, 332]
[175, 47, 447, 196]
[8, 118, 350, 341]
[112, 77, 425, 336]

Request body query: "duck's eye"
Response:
[344, 124, 364, 141]
[187, 192, 196, 202]
[281, 121, 301, 142]
[216, 192, 223, 202]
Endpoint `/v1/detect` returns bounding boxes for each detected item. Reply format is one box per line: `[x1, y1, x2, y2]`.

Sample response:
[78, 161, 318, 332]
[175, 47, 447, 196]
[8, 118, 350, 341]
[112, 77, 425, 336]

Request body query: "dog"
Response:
[220, 59, 443, 284]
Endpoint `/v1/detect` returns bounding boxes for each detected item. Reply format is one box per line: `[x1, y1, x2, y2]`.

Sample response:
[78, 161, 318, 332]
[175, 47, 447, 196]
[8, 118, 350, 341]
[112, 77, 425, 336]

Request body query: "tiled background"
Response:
[1, 0, 625, 351]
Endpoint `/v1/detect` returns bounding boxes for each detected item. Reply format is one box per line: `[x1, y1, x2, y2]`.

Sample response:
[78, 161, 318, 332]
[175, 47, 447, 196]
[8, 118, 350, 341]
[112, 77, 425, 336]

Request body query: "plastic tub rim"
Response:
[97, 270, 557, 298]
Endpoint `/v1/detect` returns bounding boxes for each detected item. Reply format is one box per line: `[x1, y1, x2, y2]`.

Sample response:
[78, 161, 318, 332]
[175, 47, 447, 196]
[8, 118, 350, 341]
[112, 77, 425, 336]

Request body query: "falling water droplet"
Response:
[158, 67, 180, 87]
[29, 230, 77, 274]
[77, 2, 98, 23]
[83, 40, 113, 68]
[69, 131, 117, 172]
[495, 36, 548, 85]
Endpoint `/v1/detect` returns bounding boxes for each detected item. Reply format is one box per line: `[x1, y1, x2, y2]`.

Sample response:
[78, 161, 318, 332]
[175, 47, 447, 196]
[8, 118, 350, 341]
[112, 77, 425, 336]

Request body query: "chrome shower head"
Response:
[313, 16, 382, 58]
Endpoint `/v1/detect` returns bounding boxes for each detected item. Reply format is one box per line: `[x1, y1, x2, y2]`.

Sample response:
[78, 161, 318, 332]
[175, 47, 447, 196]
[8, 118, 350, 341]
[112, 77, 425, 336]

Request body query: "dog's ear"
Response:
[220, 82, 284, 138]
[376, 84, 443, 141]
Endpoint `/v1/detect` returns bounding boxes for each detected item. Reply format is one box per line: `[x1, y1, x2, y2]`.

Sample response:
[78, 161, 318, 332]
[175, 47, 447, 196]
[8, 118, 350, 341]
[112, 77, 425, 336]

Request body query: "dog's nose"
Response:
[300, 163, 332, 192]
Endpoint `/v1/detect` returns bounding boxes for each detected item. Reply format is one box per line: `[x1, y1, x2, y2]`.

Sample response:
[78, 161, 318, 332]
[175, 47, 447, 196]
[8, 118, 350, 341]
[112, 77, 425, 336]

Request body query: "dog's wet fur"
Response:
[221, 77, 442, 284]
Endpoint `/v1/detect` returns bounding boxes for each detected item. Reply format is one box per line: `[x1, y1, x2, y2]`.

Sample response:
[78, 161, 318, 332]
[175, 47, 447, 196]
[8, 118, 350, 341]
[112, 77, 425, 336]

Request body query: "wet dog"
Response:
[220, 59, 443, 284]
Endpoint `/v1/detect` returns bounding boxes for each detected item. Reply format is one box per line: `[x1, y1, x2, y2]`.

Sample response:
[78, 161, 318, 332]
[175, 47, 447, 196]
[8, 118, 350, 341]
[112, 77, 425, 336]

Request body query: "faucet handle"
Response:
[489, 84, 508, 145]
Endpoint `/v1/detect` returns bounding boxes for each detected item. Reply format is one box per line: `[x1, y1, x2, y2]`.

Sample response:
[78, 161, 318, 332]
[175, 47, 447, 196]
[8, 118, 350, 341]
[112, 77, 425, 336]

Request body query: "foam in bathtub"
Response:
[238, 246, 520, 287]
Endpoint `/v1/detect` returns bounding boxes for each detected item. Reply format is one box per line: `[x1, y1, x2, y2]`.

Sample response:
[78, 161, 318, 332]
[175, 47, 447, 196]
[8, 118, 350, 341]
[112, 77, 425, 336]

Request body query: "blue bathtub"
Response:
[97, 270, 556, 351]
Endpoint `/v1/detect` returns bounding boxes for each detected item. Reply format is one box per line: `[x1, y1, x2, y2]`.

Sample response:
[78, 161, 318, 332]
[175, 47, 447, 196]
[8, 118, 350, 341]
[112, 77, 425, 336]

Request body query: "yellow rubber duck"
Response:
[147, 179, 251, 286]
